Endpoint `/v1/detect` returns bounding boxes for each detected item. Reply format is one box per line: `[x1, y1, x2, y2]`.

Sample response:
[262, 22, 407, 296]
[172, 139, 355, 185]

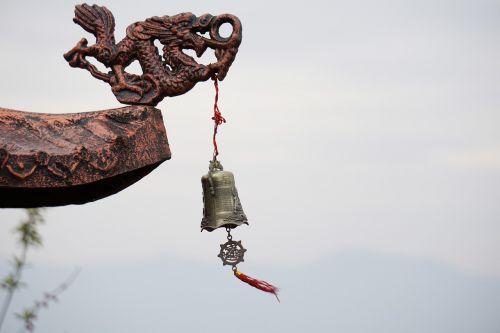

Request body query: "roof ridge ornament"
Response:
[64, 4, 242, 106]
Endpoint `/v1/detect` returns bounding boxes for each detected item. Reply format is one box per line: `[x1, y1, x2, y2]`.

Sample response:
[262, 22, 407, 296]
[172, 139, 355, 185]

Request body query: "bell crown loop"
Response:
[209, 159, 224, 172]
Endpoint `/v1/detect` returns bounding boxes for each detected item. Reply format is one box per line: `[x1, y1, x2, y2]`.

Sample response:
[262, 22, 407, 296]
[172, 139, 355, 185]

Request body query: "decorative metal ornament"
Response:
[201, 160, 248, 232]
[217, 229, 247, 267]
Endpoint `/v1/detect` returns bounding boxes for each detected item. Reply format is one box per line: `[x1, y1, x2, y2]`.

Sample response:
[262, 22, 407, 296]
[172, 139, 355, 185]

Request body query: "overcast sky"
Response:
[1, 0, 500, 332]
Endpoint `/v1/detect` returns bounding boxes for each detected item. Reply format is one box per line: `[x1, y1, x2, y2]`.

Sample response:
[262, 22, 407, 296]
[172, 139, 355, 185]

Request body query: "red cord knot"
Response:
[212, 108, 226, 126]
[212, 77, 226, 124]
[211, 76, 226, 158]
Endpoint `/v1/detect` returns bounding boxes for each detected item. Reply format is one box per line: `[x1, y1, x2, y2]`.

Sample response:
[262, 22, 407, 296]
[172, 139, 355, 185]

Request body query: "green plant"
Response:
[0, 208, 45, 331]
[15, 268, 79, 332]
[0, 209, 78, 332]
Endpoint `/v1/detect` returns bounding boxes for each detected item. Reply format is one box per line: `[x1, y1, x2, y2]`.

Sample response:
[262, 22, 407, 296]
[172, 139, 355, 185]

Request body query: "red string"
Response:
[212, 76, 226, 159]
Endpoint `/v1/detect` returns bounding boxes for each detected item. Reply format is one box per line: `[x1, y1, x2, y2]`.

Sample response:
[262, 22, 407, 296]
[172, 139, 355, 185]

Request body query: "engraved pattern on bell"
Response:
[217, 240, 246, 267]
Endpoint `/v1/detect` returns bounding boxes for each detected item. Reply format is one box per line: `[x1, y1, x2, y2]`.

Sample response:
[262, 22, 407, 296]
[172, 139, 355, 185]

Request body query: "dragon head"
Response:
[163, 12, 242, 80]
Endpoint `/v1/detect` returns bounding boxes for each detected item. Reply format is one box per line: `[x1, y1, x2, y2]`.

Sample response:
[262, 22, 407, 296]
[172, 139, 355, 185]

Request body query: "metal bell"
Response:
[201, 160, 248, 232]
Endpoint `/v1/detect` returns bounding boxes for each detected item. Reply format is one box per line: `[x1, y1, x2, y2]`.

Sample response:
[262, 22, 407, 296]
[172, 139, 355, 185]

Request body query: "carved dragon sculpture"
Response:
[64, 4, 242, 106]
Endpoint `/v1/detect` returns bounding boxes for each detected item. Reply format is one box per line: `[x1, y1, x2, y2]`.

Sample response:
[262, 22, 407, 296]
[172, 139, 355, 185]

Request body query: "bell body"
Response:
[201, 161, 248, 231]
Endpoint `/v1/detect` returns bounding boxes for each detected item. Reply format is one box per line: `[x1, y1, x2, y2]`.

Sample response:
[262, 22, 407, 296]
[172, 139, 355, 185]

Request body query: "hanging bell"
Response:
[201, 160, 248, 232]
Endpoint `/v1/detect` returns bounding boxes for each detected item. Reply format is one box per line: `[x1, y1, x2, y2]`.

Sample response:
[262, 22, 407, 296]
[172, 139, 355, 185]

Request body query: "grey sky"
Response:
[1, 0, 500, 332]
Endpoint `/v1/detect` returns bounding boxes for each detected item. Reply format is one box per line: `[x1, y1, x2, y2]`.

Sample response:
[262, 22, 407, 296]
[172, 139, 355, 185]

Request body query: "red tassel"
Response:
[234, 270, 280, 302]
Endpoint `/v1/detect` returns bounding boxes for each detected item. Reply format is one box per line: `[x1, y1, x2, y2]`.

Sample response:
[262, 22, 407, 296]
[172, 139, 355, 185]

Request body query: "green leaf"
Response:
[1, 274, 20, 290]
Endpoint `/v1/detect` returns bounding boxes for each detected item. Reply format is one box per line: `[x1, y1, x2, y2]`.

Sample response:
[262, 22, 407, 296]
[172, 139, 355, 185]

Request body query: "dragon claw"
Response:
[64, 38, 90, 68]
[76, 38, 88, 48]
[111, 82, 144, 97]
[67, 53, 87, 68]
